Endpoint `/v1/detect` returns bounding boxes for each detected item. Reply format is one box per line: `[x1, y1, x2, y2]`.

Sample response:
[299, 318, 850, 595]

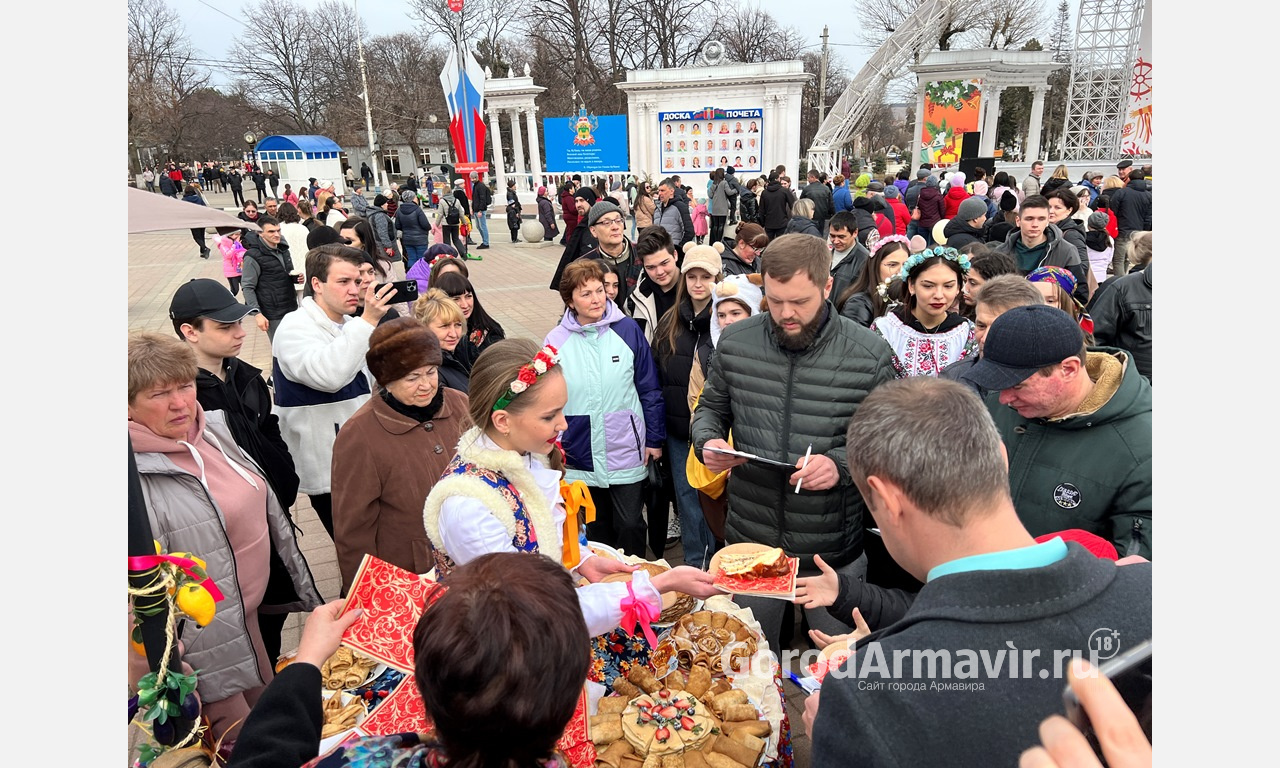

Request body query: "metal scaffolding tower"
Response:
[1061, 0, 1146, 161]
[805, 0, 953, 176]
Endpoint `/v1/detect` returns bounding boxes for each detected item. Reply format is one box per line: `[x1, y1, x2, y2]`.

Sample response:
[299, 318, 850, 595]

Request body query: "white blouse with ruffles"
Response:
[437, 431, 660, 637]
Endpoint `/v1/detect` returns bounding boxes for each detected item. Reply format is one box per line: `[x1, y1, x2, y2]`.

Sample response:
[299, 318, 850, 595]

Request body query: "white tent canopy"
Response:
[128, 187, 261, 234]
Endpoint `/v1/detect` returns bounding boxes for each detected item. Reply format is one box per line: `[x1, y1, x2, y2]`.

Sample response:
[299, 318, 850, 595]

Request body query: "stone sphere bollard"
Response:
[520, 219, 545, 243]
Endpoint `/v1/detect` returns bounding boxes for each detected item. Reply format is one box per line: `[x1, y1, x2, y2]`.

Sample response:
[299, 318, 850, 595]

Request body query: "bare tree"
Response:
[364, 33, 451, 166]
[854, 0, 986, 51]
[229, 0, 332, 134]
[717, 5, 806, 63]
[862, 100, 906, 157]
[523, 1, 605, 111]
[407, 0, 524, 55]
[799, 50, 851, 153]
[128, 0, 211, 164]
[975, 0, 1050, 49]
[181, 88, 263, 160]
[622, 0, 724, 70]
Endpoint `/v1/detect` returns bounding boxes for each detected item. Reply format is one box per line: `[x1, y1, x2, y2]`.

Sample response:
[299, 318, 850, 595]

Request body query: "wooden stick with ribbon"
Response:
[559, 480, 596, 570]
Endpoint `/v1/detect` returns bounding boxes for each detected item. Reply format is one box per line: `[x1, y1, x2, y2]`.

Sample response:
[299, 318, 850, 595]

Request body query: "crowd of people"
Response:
[130, 154, 1152, 766]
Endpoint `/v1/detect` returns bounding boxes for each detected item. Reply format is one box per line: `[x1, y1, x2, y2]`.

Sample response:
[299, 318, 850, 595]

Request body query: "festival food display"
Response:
[653, 610, 759, 676]
[320, 647, 381, 691]
[296, 556, 786, 768]
[321, 691, 368, 738]
[592, 597, 788, 768]
[709, 545, 799, 600]
[590, 664, 771, 768]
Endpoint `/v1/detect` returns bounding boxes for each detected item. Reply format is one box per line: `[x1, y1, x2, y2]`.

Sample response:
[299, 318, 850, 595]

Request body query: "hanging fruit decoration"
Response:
[128, 541, 226, 766]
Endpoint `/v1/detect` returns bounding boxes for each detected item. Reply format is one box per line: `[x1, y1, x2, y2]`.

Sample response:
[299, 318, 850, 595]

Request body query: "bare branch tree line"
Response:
[128, 0, 1053, 170]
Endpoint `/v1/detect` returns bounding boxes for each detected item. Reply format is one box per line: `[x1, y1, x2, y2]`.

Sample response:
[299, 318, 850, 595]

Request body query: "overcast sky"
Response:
[177, 0, 1077, 88]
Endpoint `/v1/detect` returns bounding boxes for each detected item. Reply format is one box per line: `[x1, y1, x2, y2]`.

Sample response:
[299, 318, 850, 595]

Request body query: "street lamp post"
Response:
[353, 0, 387, 191]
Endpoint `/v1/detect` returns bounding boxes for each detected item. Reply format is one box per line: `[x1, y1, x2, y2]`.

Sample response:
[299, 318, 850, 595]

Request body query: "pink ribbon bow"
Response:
[620, 581, 660, 646]
[127, 554, 226, 602]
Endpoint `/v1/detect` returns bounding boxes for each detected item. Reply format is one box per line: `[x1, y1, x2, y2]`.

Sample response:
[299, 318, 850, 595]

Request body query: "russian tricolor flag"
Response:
[439, 46, 487, 168]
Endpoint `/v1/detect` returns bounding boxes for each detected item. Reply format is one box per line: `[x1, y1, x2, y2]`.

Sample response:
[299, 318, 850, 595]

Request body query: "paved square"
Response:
[128, 188, 813, 765]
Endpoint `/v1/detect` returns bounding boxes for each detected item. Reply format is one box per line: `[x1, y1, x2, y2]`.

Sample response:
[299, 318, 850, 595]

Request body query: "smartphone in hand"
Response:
[1062, 639, 1152, 756]
[376, 280, 419, 303]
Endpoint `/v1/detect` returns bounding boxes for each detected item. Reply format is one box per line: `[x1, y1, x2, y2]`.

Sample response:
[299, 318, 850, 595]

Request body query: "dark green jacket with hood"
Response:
[985, 347, 1152, 558]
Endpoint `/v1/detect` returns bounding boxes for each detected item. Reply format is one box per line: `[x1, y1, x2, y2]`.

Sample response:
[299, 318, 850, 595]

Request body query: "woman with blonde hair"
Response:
[412, 289, 471, 392]
[787, 197, 821, 237]
[1040, 163, 1073, 195]
[1092, 176, 1124, 240]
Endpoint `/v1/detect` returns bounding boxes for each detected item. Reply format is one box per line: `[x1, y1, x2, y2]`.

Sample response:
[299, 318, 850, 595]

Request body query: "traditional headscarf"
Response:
[1026, 266, 1076, 296]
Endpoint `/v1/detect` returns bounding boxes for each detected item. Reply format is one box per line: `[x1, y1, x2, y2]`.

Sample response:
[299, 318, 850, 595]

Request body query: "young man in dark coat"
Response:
[548, 187, 601, 290]
[805, 377, 1150, 768]
[252, 168, 267, 203]
[240, 216, 300, 340]
[994, 196, 1089, 305]
[757, 173, 795, 241]
[801, 169, 834, 234]
[470, 172, 493, 249]
[1107, 169, 1153, 276]
[942, 196, 989, 250]
[169, 278, 312, 665]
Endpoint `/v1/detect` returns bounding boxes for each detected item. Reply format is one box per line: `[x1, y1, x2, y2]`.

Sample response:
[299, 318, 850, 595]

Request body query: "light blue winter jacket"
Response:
[544, 301, 665, 487]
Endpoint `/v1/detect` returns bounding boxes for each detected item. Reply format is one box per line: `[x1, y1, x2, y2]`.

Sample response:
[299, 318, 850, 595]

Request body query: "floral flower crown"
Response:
[492, 345, 560, 411]
[897, 246, 972, 283]
[869, 234, 912, 260]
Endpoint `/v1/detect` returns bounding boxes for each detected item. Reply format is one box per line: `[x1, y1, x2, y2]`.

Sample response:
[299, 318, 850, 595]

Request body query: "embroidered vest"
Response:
[432, 457, 540, 577]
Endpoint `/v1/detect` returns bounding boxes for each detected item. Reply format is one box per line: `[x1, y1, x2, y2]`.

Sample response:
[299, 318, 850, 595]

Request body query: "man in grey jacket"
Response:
[347, 180, 369, 218]
[806, 377, 1151, 768]
[692, 233, 896, 652]
[654, 179, 686, 247]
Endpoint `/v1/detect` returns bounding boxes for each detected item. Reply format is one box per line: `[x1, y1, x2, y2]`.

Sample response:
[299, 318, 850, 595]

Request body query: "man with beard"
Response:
[691, 233, 897, 653]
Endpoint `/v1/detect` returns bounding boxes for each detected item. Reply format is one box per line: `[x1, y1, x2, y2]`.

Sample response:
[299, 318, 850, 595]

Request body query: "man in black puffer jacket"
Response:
[757, 173, 794, 241]
[801, 170, 834, 234]
[240, 215, 299, 340]
[692, 233, 896, 652]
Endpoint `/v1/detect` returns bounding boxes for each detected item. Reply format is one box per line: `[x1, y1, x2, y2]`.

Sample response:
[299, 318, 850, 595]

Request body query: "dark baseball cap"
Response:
[169, 279, 257, 323]
[962, 305, 1084, 391]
